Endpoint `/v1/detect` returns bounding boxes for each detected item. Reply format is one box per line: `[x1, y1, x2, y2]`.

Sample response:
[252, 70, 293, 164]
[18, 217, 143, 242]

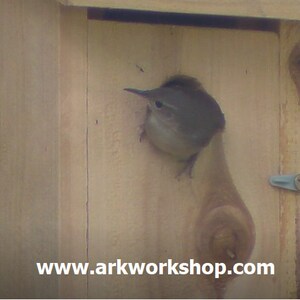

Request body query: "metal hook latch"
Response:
[269, 174, 300, 192]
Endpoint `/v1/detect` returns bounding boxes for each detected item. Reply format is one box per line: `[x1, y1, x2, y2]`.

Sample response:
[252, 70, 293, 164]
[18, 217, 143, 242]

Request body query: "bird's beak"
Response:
[124, 88, 150, 98]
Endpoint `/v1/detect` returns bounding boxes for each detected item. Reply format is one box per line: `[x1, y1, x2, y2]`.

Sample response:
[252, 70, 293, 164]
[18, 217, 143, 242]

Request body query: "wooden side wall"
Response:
[279, 22, 300, 298]
[0, 0, 59, 297]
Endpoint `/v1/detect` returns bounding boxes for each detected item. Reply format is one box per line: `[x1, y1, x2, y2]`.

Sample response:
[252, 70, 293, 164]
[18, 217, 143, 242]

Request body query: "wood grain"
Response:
[58, 0, 300, 21]
[279, 21, 300, 298]
[0, 0, 59, 297]
[59, 6, 88, 298]
[2, 1, 295, 297]
[87, 20, 279, 298]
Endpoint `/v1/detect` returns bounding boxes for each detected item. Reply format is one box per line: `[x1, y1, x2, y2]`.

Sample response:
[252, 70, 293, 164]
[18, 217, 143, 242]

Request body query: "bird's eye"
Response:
[155, 101, 163, 108]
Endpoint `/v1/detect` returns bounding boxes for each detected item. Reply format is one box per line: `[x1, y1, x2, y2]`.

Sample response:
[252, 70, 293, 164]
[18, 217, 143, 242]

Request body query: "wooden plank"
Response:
[87, 20, 280, 298]
[0, 0, 59, 297]
[279, 21, 300, 298]
[58, 0, 300, 21]
[59, 6, 88, 298]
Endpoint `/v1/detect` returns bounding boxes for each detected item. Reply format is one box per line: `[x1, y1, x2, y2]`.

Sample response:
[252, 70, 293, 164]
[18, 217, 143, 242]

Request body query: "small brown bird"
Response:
[124, 75, 225, 176]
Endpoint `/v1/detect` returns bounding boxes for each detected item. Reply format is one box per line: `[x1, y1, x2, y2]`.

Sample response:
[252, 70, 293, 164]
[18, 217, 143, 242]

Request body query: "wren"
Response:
[124, 75, 225, 176]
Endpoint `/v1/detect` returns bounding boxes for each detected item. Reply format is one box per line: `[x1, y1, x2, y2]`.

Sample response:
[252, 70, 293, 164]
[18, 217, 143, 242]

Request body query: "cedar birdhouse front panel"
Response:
[85, 20, 279, 298]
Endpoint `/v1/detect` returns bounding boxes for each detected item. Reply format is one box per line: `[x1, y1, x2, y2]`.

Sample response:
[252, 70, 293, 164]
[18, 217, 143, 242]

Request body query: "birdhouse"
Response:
[1, 0, 300, 298]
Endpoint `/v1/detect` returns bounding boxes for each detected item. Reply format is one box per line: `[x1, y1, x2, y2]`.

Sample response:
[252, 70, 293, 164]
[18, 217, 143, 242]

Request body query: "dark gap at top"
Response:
[88, 8, 279, 33]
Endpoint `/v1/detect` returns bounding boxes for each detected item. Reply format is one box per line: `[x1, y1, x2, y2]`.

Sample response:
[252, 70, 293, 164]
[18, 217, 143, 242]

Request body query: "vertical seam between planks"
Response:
[85, 12, 90, 299]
